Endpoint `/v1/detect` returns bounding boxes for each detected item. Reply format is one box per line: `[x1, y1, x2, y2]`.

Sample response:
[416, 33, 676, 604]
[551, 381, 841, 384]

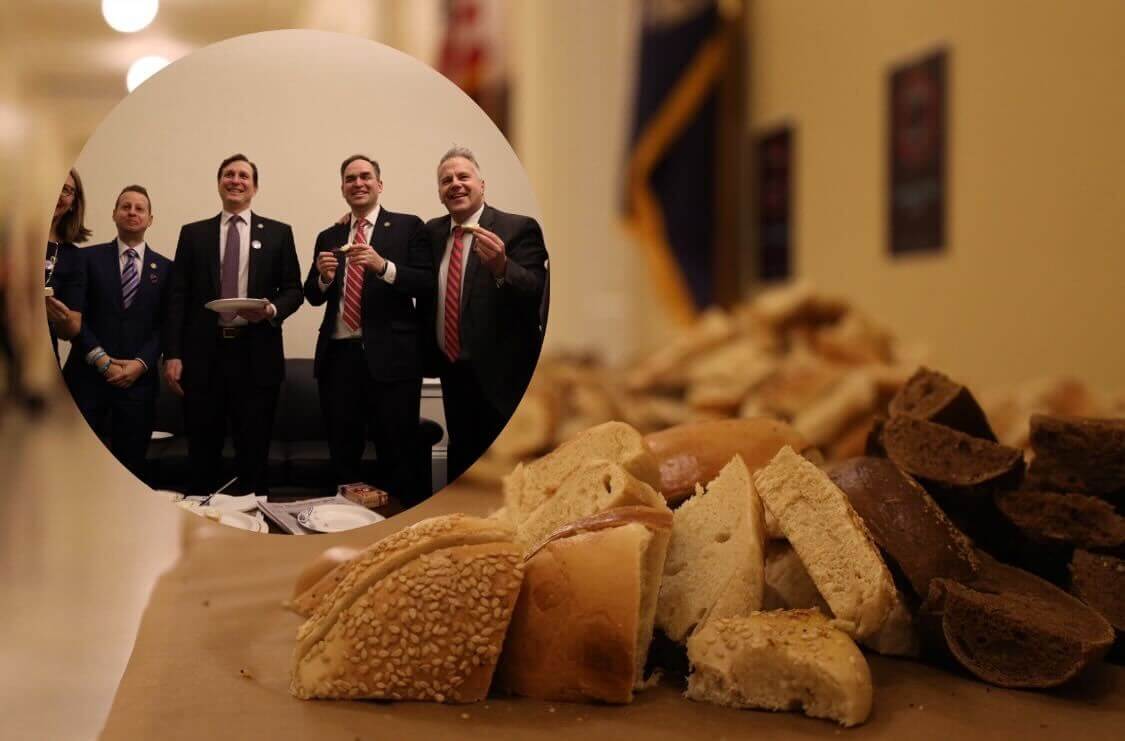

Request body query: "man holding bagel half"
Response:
[304, 154, 430, 505]
[417, 146, 549, 483]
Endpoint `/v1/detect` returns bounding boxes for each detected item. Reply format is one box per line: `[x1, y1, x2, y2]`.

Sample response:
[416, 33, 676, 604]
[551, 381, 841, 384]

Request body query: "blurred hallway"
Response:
[0, 404, 180, 740]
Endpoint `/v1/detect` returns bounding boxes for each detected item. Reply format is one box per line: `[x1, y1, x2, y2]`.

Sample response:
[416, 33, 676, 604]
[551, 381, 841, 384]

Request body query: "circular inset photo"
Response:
[47, 30, 549, 533]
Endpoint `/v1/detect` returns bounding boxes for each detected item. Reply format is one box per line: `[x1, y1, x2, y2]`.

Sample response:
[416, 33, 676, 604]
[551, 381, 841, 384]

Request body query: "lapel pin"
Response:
[251, 240, 262, 249]
[383, 221, 390, 227]
[150, 262, 157, 269]
[256, 223, 263, 229]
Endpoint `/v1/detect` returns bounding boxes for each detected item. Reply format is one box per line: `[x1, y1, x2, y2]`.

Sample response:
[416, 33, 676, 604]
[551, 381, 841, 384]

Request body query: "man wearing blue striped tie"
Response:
[63, 185, 173, 480]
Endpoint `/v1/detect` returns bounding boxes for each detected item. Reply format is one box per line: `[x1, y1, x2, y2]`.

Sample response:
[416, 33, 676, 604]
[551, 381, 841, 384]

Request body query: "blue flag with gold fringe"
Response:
[624, 0, 729, 324]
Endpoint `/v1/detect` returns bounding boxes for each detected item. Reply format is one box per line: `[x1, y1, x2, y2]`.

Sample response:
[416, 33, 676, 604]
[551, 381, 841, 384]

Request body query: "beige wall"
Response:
[749, 0, 1125, 389]
[72, 29, 540, 360]
[509, 0, 667, 364]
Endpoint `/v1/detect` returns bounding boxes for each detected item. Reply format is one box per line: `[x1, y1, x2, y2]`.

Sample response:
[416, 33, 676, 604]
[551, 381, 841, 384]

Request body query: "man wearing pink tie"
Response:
[304, 155, 429, 505]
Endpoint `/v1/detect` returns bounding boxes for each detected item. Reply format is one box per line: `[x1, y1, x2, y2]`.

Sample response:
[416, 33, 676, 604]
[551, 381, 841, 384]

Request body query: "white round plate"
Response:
[207, 493, 260, 513]
[298, 504, 383, 533]
[204, 298, 269, 313]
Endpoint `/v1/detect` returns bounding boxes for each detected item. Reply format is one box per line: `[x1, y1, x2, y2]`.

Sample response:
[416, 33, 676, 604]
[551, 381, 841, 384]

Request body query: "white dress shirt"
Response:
[218, 207, 252, 327]
[436, 203, 484, 357]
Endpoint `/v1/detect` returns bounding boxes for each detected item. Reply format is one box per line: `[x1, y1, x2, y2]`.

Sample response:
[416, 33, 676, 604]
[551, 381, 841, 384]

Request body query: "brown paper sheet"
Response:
[102, 487, 1124, 740]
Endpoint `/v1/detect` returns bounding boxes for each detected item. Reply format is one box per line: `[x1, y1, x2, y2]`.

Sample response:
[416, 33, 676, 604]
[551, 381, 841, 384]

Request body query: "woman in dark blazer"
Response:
[44, 168, 91, 362]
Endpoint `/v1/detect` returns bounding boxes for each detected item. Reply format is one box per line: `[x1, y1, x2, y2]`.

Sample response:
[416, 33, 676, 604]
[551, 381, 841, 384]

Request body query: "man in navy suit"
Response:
[304, 155, 429, 505]
[163, 154, 303, 496]
[64, 185, 172, 480]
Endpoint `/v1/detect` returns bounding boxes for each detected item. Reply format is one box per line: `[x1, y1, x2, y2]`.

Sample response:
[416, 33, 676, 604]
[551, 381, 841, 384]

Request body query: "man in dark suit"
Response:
[63, 185, 171, 480]
[163, 154, 303, 496]
[304, 154, 429, 505]
[415, 147, 549, 482]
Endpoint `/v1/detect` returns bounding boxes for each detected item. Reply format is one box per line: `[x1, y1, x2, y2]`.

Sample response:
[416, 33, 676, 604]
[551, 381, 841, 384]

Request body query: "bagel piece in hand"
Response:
[498, 506, 673, 703]
[290, 514, 524, 703]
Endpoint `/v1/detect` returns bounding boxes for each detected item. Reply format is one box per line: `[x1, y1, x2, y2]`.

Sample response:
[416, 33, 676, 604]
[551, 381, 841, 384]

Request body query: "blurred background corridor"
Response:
[1, 2, 1123, 738]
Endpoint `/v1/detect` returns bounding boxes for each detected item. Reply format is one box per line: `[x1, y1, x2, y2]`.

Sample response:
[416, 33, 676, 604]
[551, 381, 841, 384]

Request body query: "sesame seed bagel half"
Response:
[290, 514, 524, 703]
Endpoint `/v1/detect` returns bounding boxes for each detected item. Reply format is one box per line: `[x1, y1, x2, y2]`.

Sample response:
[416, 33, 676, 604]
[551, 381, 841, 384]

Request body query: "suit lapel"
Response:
[101, 242, 124, 313]
[133, 248, 157, 311]
[247, 211, 262, 298]
[361, 212, 392, 301]
[462, 205, 494, 313]
[330, 221, 350, 306]
[432, 215, 451, 268]
[207, 214, 222, 298]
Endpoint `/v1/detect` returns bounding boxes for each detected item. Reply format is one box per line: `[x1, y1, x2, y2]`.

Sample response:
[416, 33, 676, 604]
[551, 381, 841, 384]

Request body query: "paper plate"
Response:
[297, 504, 383, 533]
[206, 493, 261, 513]
[204, 298, 269, 313]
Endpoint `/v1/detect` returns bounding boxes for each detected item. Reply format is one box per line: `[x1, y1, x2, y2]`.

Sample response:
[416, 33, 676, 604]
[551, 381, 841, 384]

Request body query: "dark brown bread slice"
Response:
[881, 416, 1024, 491]
[919, 553, 1114, 688]
[1070, 550, 1124, 632]
[995, 490, 1125, 551]
[1070, 549, 1125, 664]
[827, 457, 979, 597]
[889, 367, 997, 441]
[1027, 414, 1125, 497]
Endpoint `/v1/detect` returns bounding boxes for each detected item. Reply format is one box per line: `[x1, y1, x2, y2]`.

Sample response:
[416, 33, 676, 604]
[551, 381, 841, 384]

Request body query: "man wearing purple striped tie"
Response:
[63, 185, 173, 480]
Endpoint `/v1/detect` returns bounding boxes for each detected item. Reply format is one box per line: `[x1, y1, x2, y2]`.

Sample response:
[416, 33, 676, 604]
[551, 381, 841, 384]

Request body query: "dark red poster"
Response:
[758, 126, 793, 281]
[889, 49, 947, 255]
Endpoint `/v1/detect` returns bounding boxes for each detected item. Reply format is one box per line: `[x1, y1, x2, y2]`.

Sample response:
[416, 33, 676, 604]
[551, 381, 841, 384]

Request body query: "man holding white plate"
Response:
[162, 154, 303, 496]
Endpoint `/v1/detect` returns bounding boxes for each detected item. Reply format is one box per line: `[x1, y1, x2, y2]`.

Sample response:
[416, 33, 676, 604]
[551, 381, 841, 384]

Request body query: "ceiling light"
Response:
[102, 0, 160, 34]
[126, 55, 170, 92]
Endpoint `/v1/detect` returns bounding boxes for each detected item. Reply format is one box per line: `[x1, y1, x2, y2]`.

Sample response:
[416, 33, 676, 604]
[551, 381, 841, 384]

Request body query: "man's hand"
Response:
[470, 227, 507, 278]
[164, 358, 184, 397]
[237, 303, 276, 323]
[45, 296, 70, 323]
[316, 251, 338, 283]
[347, 244, 387, 276]
[106, 359, 145, 389]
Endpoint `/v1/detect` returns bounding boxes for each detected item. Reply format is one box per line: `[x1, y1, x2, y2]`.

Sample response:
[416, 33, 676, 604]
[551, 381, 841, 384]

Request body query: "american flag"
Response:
[437, 0, 510, 137]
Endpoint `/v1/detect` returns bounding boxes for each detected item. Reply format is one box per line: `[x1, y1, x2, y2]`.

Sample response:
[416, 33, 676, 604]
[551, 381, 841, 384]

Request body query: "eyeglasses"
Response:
[60, 185, 76, 197]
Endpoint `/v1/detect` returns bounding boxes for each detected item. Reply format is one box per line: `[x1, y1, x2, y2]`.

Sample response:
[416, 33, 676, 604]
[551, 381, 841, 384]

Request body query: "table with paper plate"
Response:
[156, 491, 387, 535]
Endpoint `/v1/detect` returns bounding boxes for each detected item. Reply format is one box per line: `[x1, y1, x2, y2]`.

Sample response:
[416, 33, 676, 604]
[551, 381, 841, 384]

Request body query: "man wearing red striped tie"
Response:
[417, 147, 549, 483]
[304, 155, 430, 504]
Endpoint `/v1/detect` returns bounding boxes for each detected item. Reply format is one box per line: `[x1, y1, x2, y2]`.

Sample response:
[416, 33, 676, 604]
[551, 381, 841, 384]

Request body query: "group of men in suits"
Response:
[62, 148, 548, 506]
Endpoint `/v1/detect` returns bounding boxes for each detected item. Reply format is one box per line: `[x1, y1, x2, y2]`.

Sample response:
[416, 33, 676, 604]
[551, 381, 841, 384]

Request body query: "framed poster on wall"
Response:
[757, 125, 793, 281]
[889, 48, 947, 255]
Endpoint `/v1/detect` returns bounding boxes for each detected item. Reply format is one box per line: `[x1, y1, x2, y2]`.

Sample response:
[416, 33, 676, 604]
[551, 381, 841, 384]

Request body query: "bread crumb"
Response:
[460, 713, 470, 720]
[239, 668, 254, 680]
[548, 706, 556, 713]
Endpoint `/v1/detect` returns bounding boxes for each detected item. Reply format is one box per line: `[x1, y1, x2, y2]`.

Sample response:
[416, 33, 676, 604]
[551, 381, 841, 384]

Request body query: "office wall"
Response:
[748, 0, 1125, 389]
[72, 29, 540, 359]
